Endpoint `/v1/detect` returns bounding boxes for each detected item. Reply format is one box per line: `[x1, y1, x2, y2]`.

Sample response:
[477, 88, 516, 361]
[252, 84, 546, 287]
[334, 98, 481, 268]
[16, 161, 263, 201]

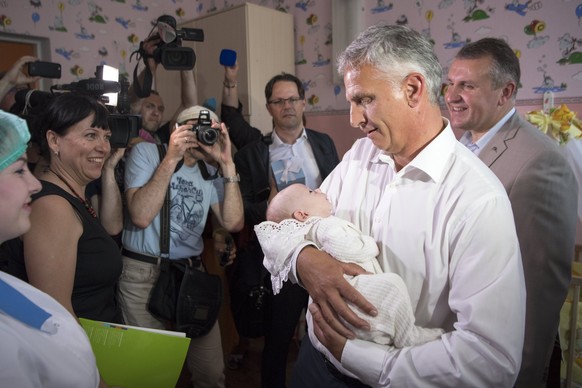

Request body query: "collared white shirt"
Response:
[0, 272, 100, 387]
[290, 120, 525, 387]
[269, 128, 322, 190]
[459, 107, 516, 155]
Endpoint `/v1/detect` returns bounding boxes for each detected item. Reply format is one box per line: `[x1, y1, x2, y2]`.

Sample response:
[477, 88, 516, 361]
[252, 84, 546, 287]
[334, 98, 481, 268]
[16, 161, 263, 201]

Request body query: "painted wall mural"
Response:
[0, 0, 579, 113]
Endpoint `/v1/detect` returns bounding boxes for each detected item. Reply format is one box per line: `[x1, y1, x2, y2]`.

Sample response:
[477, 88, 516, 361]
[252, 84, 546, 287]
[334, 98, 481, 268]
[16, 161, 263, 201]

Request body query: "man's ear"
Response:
[404, 73, 424, 108]
[498, 82, 516, 106]
[293, 209, 309, 222]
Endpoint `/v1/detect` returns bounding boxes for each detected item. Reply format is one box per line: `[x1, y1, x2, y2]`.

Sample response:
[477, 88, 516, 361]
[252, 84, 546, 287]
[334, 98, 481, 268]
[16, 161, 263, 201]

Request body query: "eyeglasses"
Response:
[267, 97, 303, 107]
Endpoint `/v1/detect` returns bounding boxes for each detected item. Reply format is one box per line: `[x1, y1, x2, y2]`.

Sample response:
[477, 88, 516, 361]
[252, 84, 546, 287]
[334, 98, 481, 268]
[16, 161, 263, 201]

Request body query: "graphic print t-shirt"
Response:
[122, 142, 223, 259]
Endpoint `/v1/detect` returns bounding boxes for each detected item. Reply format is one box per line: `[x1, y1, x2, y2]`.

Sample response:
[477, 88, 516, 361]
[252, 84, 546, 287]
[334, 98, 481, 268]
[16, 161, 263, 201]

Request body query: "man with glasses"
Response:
[221, 63, 340, 387]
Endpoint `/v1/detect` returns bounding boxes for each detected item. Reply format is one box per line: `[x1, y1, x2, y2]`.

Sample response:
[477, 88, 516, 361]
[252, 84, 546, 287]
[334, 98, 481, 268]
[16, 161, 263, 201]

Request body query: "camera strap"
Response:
[130, 42, 154, 98]
[131, 60, 153, 99]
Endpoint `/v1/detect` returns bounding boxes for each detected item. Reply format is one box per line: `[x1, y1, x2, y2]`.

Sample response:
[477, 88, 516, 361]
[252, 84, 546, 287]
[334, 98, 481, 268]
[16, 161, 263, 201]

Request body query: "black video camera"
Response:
[13, 65, 141, 149]
[152, 15, 204, 70]
[191, 110, 219, 146]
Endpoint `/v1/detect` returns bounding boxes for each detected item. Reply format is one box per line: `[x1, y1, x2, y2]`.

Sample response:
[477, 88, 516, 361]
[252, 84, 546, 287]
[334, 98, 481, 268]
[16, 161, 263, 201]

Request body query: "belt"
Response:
[121, 248, 200, 266]
[322, 354, 371, 388]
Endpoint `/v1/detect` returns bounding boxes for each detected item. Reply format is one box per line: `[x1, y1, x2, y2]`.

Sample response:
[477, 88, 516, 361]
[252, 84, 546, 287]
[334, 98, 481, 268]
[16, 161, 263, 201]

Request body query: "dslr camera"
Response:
[191, 110, 219, 146]
[152, 15, 204, 70]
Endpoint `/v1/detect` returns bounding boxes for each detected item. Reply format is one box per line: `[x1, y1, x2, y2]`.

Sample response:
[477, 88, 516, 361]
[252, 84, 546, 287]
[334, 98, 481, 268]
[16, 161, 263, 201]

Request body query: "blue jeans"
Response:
[117, 256, 225, 388]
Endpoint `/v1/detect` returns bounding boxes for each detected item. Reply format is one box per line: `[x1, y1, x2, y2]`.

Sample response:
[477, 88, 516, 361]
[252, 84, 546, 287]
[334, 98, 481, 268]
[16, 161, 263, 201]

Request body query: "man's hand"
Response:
[168, 123, 197, 163]
[3, 56, 40, 87]
[297, 247, 377, 339]
[213, 230, 237, 266]
[224, 61, 239, 84]
[103, 147, 125, 170]
[310, 302, 348, 361]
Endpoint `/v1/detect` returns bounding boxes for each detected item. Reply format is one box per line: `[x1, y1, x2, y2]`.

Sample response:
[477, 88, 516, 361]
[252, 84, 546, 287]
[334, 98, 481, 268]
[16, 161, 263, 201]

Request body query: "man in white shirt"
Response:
[283, 24, 526, 387]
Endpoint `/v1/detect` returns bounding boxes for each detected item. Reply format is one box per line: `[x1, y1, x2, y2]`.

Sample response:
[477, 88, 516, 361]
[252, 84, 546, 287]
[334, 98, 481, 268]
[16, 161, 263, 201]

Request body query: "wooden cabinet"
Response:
[156, 3, 294, 134]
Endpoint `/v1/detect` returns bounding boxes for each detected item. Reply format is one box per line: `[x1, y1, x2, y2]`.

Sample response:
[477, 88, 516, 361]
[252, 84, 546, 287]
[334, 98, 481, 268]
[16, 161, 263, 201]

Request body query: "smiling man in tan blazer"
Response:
[446, 37, 578, 388]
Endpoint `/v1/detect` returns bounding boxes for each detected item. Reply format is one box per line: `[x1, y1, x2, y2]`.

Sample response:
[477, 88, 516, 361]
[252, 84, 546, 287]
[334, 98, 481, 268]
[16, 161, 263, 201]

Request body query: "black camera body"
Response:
[153, 15, 204, 70]
[27, 61, 61, 79]
[191, 110, 219, 146]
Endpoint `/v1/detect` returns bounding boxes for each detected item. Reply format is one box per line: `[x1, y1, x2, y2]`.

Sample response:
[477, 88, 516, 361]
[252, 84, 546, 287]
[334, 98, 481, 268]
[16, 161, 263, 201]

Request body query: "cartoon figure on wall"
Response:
[115, 17, 134, 29]
[49, 3, 67, 32]
[307, 94, 319, 108]
[131, 0, 148, 12]
[396, 15, 408, 25]
[296, 0, 314, 12]
[88, 1, 108, 24]
[533, 60, 567, 94]
[303, 79, 316, 95]
[98, 47, 108, 59]
[422, 10, 435, 44]
[296, 35, 307, 65]
[70, 64, 84, 79]
[371, 1, 393, 15]
[439, 0, 454, 10]
[443, 19, 469, 49]
[524, 19, 548, 48]
[55, 47, 78, 61]
[31, 12, 40, 28]
[463, 0, 494, 22]
[274, 0, 289, 13]
[505, 0, 542, 17]
[324, 22, 332, 46]
[311, 41, 329, 67]
[75, 14, 95, 40]
[557, 33, 582, 65]
[306, 14, 319, 35]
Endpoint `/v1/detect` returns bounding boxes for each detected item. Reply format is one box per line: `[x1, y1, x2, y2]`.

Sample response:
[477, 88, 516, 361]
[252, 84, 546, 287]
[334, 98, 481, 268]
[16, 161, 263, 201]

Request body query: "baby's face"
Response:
[288, 184, 332, 217]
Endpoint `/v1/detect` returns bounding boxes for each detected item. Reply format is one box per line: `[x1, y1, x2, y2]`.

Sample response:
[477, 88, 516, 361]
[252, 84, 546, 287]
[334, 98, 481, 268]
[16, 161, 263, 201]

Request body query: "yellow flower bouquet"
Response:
[526, 104, 582, 145]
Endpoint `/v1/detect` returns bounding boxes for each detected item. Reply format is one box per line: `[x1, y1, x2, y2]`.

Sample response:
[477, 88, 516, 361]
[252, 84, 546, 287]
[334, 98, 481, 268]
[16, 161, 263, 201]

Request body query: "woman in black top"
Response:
[20, 92, 124, 323]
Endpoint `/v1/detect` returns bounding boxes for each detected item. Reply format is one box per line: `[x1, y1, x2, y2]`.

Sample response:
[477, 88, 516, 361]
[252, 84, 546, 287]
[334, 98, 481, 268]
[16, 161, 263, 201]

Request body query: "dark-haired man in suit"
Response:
[446, 37, 578, 388]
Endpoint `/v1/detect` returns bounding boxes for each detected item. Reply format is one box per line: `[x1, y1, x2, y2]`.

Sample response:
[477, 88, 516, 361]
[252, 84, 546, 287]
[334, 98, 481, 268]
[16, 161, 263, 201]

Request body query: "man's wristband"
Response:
[223, 80, 237, 89]
[223, 173, 240, 183]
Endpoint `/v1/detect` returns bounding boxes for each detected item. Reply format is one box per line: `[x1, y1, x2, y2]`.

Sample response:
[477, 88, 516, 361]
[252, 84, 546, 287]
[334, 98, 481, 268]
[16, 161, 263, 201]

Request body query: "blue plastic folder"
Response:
[80, 318, 190, 388]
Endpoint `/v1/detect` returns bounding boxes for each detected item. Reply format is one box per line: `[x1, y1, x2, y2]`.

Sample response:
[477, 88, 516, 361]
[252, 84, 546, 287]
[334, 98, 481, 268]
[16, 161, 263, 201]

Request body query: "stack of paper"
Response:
[80, 318, 191, 388]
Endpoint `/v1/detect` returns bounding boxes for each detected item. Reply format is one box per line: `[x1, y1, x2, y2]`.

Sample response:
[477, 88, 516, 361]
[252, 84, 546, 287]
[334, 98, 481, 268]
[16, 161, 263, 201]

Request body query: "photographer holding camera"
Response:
[128, 17, 201, 147]
[0, 56, 41, 112]
[118, 105, 243, 388]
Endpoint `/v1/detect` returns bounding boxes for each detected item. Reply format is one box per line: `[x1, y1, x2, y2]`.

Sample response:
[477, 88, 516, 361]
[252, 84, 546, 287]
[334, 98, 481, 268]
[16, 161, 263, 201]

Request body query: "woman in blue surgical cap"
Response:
[0, 110, 105, 387]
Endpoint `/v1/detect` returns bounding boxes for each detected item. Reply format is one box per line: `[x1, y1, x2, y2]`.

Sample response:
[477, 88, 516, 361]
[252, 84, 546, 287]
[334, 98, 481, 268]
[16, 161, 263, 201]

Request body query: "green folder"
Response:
[80, 318, 191, 388]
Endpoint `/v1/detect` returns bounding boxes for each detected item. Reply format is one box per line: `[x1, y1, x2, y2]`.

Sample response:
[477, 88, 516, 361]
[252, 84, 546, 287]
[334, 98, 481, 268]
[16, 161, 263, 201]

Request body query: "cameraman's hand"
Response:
[3, 56, 40, 87]
[168, 123, 197, 164]
[103, 148, 125, 171]
[141, 35, 160, 71]
[213, 230, 237, 267]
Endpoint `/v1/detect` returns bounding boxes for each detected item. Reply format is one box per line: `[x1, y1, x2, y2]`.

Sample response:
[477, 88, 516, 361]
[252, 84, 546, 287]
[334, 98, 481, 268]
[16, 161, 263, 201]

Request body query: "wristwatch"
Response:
[223, 174, 240, 183]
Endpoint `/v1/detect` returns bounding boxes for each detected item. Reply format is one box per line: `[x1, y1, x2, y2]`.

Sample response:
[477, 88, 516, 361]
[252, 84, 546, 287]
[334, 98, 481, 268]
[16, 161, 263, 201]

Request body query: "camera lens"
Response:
[196, 127, 219, 145]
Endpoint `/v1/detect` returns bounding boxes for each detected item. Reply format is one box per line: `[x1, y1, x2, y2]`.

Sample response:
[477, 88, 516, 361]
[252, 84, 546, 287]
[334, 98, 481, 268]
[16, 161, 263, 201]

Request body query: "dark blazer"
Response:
[478, 111, 578, 388]
[234, 129, 339, 227]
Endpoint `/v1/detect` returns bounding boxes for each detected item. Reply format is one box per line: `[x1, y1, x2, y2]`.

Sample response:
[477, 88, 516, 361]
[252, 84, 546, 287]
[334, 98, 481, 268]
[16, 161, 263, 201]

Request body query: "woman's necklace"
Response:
[48, 169, 97, 219]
